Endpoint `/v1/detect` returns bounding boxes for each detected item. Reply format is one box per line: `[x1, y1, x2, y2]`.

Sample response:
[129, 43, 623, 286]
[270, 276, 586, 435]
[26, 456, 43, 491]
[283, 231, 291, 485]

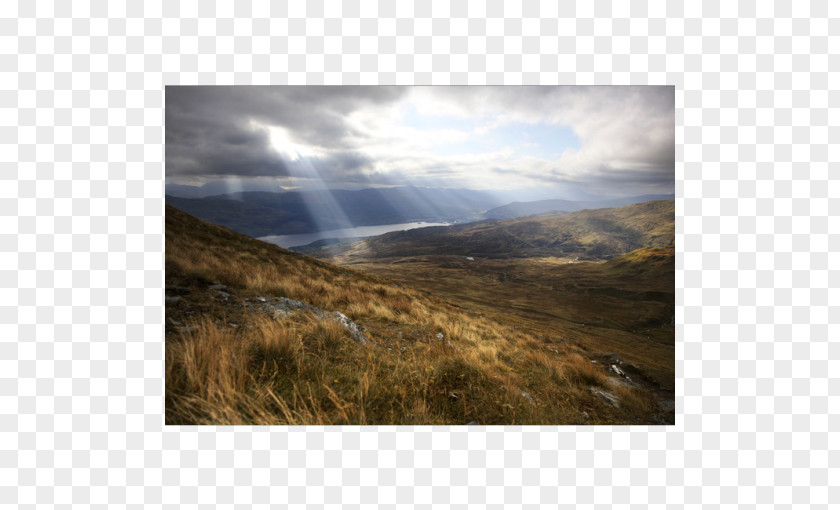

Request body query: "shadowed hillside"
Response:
[165, 205, 673, 425]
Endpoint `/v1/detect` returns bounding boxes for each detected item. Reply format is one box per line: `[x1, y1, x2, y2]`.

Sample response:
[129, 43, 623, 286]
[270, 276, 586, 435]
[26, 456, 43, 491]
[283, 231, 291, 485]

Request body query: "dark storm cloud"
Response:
[295, 151, 379, 184]
[165, 86, 674, 197]
[166, 119, 290, 177]
[165, 86, 407, 179]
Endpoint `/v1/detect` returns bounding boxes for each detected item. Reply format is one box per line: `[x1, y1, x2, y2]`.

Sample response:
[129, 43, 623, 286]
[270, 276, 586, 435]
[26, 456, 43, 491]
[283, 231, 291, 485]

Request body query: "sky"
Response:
[165, 86, 675, 199]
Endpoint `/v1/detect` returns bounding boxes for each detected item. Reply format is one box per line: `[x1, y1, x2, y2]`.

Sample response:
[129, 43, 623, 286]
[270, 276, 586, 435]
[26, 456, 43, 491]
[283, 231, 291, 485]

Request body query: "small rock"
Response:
[256, 295, 369, 344]
[520, 391, 536, 406]
[228, 323, 239, 329]
[332, 311, 368, 344]
[611, 364, 625, 377]
[165, 296, 181, 304]
[589, 387, 620, 408]
[271, 308, 292, 319]
[466, 421, 480, 425]
[435, 332, 444, 341]
[606, 377, 634, 389]
[276, 297, 311, 311]
[209, 284, 227, 291]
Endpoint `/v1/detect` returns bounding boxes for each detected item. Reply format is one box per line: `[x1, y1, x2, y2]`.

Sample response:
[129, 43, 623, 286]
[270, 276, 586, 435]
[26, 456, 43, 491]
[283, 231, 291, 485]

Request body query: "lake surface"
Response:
[258, 222, 450, 248]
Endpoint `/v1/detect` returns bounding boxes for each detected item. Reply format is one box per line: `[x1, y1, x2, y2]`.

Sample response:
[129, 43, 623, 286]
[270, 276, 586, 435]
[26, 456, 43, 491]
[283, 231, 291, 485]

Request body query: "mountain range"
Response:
[483, 194, 675, 219]
[165, 187, 506, 237]
[165, 186, 675, 238]
[308, 199, 675, 260]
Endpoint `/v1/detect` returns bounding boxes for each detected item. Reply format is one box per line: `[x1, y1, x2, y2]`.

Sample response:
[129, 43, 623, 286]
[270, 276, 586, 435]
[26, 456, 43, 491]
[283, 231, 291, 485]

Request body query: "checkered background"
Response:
[1, 0, 836, 508]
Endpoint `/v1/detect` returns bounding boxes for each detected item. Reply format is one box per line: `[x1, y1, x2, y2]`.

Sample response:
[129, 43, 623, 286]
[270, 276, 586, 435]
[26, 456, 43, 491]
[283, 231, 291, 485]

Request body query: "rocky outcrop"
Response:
[332, 312, 368, 344]
[589, 387, 620, 408]
[593, 354, 635, 383]
[249, 296, 369, 344]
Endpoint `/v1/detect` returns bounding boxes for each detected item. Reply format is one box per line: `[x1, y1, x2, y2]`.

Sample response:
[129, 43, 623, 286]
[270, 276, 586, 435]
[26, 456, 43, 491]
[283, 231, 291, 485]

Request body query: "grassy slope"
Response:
[337, 248, 675, 393]
[304, 201, 676, 394]
[165, 205, 668, 425]
[323, 199, 675, 260]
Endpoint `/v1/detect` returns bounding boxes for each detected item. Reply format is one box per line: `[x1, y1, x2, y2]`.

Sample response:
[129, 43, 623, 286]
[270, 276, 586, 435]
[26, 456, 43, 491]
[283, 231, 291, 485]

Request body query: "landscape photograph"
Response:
[165, 85, 675, 425]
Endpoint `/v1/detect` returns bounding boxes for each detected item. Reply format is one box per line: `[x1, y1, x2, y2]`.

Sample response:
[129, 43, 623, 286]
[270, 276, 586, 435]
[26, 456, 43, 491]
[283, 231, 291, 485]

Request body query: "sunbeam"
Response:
[269, 126, 304, 162]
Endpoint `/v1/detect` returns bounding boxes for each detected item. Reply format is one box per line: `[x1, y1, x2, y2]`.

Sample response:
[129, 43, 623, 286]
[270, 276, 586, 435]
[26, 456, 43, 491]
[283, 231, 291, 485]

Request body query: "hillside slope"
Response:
[323, 199, 674, 260]
[165, 205, 671, 425]
[483, 194, 675, 219]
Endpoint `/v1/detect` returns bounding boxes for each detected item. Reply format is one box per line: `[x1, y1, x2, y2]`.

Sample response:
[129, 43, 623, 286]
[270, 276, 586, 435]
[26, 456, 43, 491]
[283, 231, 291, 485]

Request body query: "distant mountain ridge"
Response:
[483, 194, 675, 219]
[324, 199, 675, 260]
[165, 181, 293, 198]
[165, 187, 507, 237]
[165, 185, 675, 240]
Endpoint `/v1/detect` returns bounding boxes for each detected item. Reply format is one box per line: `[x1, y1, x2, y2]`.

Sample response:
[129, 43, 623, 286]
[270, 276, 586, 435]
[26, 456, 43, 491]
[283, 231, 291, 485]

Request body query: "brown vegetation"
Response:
[334, 248, 675, 392]
[165, 206, 670, 425]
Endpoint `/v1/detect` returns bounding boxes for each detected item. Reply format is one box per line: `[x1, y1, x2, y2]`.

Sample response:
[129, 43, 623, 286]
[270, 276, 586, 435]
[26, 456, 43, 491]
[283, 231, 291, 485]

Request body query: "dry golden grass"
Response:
[166, 228, 425, 326]
[165, 205, 671, 424]
[333, 252, 675, 392]
[562, 354, 609, 387]
[166, 312, 659, 425]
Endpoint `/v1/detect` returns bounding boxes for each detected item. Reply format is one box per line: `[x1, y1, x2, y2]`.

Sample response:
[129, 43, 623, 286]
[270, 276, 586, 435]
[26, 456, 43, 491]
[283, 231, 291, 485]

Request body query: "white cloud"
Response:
[166, 86, 674, 197]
